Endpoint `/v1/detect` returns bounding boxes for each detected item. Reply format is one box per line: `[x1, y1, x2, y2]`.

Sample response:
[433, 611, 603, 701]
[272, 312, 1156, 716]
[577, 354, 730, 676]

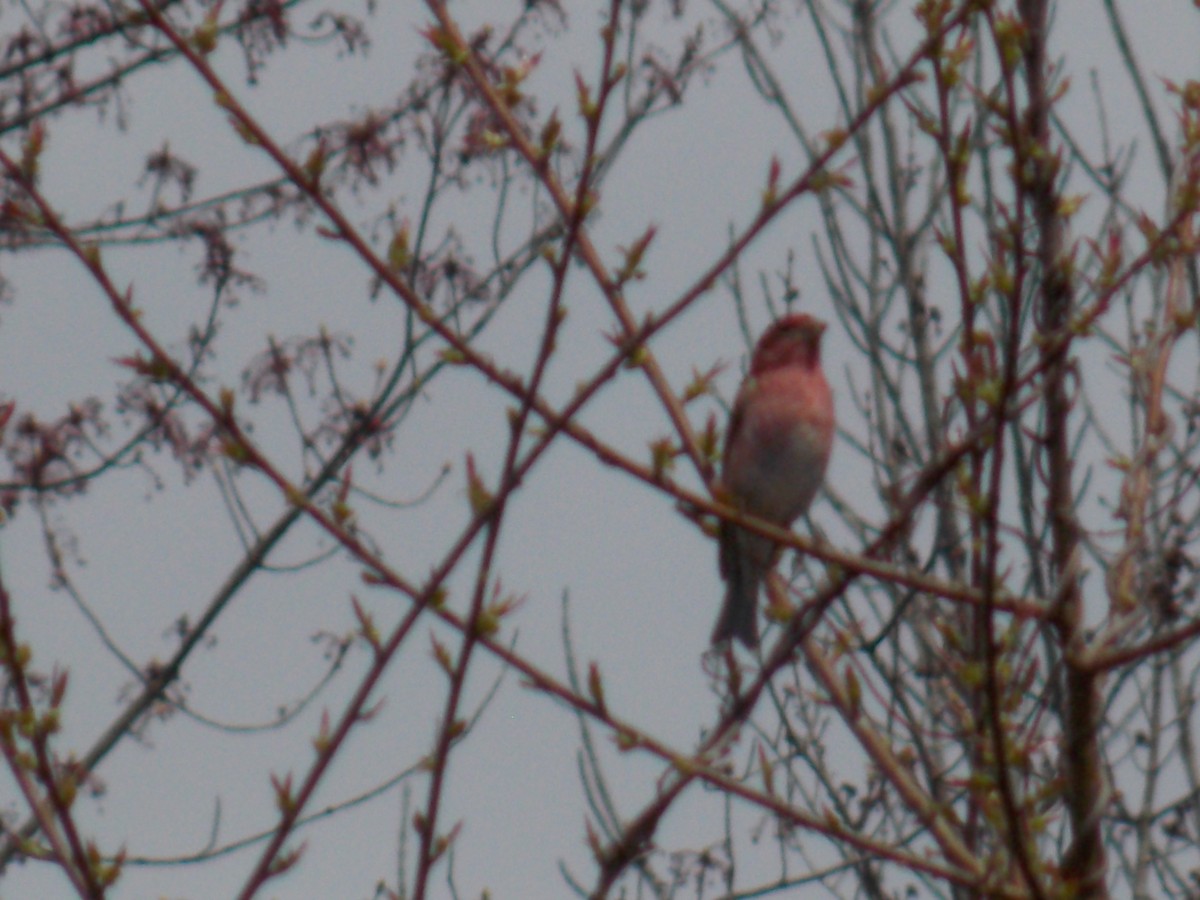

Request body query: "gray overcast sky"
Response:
[2, 1, 1200, 896]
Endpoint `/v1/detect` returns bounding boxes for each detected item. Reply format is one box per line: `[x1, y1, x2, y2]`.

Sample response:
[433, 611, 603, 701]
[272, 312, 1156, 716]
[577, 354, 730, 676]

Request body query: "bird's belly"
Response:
[728, 424, 826, 523]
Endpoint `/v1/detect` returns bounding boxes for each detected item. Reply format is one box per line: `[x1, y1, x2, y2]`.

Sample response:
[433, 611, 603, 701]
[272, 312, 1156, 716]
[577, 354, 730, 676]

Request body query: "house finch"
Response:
[712, 314, 834, 647]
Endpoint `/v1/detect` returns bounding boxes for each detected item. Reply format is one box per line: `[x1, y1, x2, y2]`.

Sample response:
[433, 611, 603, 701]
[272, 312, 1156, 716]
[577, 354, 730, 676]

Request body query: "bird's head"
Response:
[750, 314, 826, 375]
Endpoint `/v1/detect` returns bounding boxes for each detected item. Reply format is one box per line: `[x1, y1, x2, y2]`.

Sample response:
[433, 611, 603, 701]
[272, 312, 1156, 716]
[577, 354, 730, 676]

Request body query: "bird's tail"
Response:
[711, 565, 760, 647]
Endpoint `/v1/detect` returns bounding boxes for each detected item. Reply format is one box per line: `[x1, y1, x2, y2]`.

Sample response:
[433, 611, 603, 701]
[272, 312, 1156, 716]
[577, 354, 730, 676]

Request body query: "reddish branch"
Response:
[1016, 0, 1106, 892]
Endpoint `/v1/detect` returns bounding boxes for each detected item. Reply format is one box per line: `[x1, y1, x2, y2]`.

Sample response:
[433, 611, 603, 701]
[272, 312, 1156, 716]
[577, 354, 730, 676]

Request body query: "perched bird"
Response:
[712, 314, 834, 647]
